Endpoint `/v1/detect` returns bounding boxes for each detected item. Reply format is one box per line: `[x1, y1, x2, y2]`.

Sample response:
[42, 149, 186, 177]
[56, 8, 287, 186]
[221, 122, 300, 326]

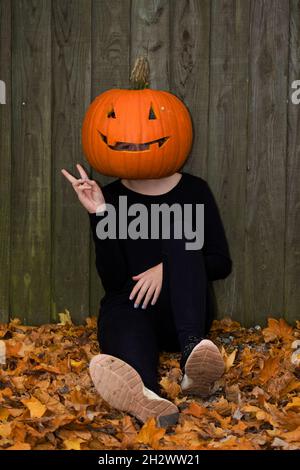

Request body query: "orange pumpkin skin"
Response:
[82, 88, 193, 179]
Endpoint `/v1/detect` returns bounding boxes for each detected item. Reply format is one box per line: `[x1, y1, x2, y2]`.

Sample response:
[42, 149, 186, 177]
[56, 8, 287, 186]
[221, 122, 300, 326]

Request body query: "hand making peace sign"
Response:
[61, 164, 105, 213]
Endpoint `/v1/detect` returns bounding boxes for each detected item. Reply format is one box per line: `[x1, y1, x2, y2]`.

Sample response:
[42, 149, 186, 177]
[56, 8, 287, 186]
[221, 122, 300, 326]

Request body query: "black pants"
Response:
[97, 236, 215, 394]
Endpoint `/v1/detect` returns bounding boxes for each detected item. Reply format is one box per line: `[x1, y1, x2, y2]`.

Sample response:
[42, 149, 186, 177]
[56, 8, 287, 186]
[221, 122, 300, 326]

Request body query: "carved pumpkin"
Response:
[82, 57, 193, 179]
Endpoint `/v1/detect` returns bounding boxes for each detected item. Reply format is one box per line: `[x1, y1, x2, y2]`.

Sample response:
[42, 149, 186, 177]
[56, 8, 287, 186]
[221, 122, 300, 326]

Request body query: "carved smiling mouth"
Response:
[98, 132, 169, 151]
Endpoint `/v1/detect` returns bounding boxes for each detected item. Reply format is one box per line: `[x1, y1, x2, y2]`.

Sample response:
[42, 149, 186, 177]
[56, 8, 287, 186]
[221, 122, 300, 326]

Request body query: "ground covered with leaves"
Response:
[0, 315, 300, 450]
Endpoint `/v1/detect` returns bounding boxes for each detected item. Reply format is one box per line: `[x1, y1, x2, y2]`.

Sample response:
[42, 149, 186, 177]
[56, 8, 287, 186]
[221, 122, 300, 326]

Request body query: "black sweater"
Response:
[89, 172, 232, 298]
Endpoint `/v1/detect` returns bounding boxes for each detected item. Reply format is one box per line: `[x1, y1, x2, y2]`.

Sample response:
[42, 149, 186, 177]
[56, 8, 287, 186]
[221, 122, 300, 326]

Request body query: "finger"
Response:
[76, 163, 89, 179]
[129, 278, 145, 301]
[132, 270, 147, 280]
[77, 183, 92, 191]
[151, 286, 161, 306]
[61, 169, 77, 184]
[135, 281, 150, 307]
[71, 179, 89, 190]
[141, 285, 156, 309]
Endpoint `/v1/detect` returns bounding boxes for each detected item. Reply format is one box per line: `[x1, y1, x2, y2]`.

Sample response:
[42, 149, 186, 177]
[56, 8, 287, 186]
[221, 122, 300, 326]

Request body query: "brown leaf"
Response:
[211, 318, 241, 332]
[116, 415, 138, 449]
[259, 356, 280, 384]
[7, 442, 31, 450]
[280, 426, 300, 443]
[159, 377, 181, 400]
[262, 318, 294, 343]
[182, 402, 208, 418]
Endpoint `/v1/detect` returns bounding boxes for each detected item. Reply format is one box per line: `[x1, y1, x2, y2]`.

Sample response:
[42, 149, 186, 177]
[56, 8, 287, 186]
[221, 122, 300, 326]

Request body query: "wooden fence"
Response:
[0, 0, 299, 326]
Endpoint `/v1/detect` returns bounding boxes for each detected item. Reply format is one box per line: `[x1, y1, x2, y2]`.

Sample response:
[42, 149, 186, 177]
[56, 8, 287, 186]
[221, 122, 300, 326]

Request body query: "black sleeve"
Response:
[89, 209, 129, 293]
[201, 181, 232, 281]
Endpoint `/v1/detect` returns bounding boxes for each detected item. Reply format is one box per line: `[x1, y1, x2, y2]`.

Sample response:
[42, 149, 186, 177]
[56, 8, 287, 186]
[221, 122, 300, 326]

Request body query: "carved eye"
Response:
[107, 108, 116, 118]
[148, 105, 156, 120]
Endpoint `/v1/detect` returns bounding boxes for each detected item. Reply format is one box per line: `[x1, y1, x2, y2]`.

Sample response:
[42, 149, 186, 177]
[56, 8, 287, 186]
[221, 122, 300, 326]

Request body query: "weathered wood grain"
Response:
[131, 0, 170, 90]
[52, 0, 91, 323]
[245, 0, 289, 325]
[170, 0, 210, 178]
[208, 0, 250, 324]
[89, 0, 131, 317]
[285, 0, 300, 324]
[0, 0, 11, 322]
[10, 0, 51, 325]
[1, 0, 299, 326]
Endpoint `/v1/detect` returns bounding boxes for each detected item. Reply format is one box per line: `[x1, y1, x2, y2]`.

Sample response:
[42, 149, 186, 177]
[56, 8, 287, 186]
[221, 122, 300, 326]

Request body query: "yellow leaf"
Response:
[58, 309, 73, 325]
[22, 397, 47, 418]
[64, 438, 84, 450]
[136, 417, 166, 448]
[285, 397, 300, 410]
[70, 359, 85, 368]
[221, 346, 237, 372]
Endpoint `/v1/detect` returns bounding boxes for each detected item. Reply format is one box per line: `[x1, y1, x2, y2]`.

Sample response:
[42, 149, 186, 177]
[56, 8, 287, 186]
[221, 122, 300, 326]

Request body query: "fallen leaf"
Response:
[285, 397, 300, 410]
[159, 377, 181, 400]
[0, 422, 11, 438]
[64, 438, 84, 450]
[262, 318, 294, 343]
[21, 397, 47, 419]
[182, 402, 208, 418]
[136, 418, 166, 448]
[221, 347, 237, 372]
[259, 356, 280, 384]
[7, 442, 31, 450]
[271, 437, 299, 450]
[0, 408, 10, 421]
[281, 426, 300, 443]
[58, 310, 73, 325]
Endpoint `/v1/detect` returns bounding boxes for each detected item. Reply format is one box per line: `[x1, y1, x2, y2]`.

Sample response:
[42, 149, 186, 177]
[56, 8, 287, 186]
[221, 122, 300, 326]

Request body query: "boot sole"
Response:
[182, 339, 225, 398]
[89, 354, 179, 426]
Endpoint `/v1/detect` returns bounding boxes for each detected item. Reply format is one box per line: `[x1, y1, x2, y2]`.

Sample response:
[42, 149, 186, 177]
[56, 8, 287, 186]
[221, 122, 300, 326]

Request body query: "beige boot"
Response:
[90, 354, 179, 426]
[181, 339, 225, 398]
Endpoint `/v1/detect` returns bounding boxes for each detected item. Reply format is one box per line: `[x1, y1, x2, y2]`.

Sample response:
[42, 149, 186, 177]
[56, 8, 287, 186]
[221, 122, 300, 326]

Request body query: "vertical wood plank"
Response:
[89, 0, 131, 318]
[245, 0, 288, 325]
[208, 0, 250, 323]
[52, 0, 91, 324]
[0, 0, 11, 322]
[11, 0, 51, 325]
[285, 0, 300, 325]
[170, 0, 210, 178]
[131, 0, 170, 90]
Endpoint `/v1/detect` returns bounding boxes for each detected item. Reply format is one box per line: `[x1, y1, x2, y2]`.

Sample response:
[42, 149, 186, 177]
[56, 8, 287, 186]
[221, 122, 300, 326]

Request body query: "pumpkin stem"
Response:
[130, 56, 150, 90]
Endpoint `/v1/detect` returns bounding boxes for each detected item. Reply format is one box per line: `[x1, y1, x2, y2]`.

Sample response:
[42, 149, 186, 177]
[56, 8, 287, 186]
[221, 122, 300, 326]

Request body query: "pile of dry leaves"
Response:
[0, 314, 299, 450]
